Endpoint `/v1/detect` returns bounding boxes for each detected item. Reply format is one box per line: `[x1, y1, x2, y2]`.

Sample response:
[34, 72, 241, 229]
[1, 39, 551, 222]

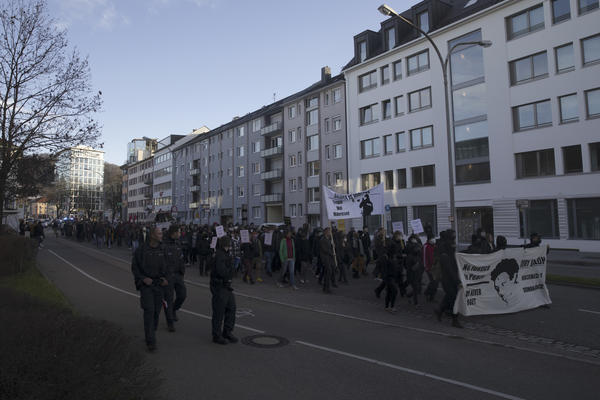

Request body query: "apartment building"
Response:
[152, 135, 184, 213]
[125, 156, 154, 221]
[344, 0, 600, 250]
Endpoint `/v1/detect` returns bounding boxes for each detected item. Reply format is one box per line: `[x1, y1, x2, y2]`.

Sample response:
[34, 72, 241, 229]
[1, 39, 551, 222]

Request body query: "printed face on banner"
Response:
[490, 259, 520, 304]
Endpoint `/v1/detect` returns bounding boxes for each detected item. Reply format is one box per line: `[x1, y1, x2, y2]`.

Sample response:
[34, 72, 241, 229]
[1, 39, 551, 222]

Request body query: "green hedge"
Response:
[0, 234, 37, 276]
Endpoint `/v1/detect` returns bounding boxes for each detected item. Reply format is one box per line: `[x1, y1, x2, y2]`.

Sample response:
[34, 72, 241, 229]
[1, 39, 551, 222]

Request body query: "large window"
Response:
[454, 120, 490, 183]
[413, 205, 437, 235]
[359, 70, 377, 92]
[410, 126, 433, 150]
[333, 144, 342, 159]
[568, 198, 600, 240]
[385, 170, 394, 190]
[359, 104, 378, 125]
[393, 60, 402, 80]
[579, 0, 599, 14]
[555, 43, 574, 73]
[551, 0, 571, 23]
[306, 96, 319, 108]
[582, 34, 600, 65]
[307, 161, 320, 177]
[306, 109, 319, 125]
[407, 50, 429, 75]
[515, 149, 556, 178]
[513, 99, 552, 131]
[408, 87, 431, 112]
[559, 94, 579, 123]
[452, 83, 487, 121]
[509, 51, 548, 85]
[519, 199, 559, 239]
[382, 99, 392, 119]
[288, 105, 296, 119]
[411, 164, 435, 187]
[585, 88, 600, 118]
[396, 131, 406, 152]
[506, 4, 545, 40]
[418, 11, 429, 33]
[308, 187, 321, 202]
[386, 27, 396, 50]
[563, 145, 583, 173]
[394, 95, 404, 116]
[383, 135, 393, 155]
[307, 134, 319, 151]
[358, 40, 367, 62]
[361, 172, 381, 190]
[381, 65, 390, 85]
[360, 137, 381, 159]
[333, 88, 342, 103]
[591, 142, 600, 171]
[397, 169, 407, 189]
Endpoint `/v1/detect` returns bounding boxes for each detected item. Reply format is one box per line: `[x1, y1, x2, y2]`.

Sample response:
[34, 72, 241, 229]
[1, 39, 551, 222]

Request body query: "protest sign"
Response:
[210, 236, 217, 249]
[409, 219, 424, 234]
[240, 229, 250, 243]
[264, 231, 273, 246]
[215, 225, 225, 238]
[391, 221, 405, 235]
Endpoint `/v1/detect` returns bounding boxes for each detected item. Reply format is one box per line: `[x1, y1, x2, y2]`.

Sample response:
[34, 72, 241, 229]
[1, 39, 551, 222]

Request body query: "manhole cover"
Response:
[241, 335, 289, 349]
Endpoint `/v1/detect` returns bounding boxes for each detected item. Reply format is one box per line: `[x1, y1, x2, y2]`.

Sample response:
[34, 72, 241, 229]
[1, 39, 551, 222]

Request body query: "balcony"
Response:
[307, 202, 321, 215]
[189, 202, 199, 209]
[307, 175, 320, 188]
[260, 121, 282, 136]
[261, 193, 283, 203]
[260, 146, 283, 158]
[189, 168, 200, 176]
[306, 124, 319, 136]
[144, 192, 152, 199]
[143, 178, 153, 185]
[189, 185, 200, 192]
[260, 169, 282, 180]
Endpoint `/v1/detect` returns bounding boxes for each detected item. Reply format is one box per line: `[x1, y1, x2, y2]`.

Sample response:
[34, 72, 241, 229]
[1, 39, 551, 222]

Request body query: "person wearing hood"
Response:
[434, 230, 463, 328]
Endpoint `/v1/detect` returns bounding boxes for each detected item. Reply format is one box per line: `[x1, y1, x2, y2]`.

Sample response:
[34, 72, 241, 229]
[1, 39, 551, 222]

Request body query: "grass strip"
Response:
[0, 267, 71, 309]
[547, 273, 600, 288]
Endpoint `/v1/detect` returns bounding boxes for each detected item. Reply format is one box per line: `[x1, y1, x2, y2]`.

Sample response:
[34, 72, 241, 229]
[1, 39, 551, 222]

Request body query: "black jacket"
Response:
[211, 248, 234, 288]
[164, 237, 185, 275]
[131, 243, 169, 290]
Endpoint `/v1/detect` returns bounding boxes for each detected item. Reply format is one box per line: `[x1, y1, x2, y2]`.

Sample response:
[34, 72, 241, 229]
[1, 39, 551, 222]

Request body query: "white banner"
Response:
[323, 183, 384, 220]
[454, 246, 552, 316]
[240, 229, 250, 243]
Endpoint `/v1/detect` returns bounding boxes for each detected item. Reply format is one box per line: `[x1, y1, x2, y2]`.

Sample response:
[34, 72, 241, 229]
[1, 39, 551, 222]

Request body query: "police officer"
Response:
[131, 227, 170, 351]
[164, 225, 187, 326]
[210, 236, 238, 345]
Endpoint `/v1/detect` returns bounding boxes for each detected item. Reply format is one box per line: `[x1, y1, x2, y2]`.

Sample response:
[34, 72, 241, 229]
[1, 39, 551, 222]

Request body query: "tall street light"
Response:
[378, 4, 491, 234]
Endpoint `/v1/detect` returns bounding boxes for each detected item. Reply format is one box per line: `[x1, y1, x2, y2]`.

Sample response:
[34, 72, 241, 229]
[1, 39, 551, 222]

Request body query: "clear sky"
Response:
[47, 0, 414, 165]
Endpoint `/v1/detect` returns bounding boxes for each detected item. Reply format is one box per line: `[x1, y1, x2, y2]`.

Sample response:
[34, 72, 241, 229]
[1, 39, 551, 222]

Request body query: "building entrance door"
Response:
[457, 207, 494, 244]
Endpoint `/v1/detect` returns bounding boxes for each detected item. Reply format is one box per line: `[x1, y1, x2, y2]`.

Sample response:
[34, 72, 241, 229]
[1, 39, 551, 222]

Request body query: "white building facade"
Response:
[344, 0, 600, 250]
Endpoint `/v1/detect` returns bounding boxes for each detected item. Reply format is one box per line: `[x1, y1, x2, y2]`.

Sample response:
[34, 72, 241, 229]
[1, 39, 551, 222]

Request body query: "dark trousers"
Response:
[338, 262, 348, 283]
[140, 285, 163, 345]
[211, 286, 236, 339]
[424, 271, 438, 300]
[375, 280, 386, 297]
[322, 263, 333, 291]
[440, 281, 458, 315]
[172, 273, 187, 311]
[198, 255, 208, 275]
[242, 258, 255, 283]
[385, 280, 398, 308]
[410, 268, 424, 305]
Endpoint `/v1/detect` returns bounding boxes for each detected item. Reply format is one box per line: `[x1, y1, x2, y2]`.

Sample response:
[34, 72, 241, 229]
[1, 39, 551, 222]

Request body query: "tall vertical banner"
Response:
[454, 246, 552, 316]
[323, 183, 384, 220]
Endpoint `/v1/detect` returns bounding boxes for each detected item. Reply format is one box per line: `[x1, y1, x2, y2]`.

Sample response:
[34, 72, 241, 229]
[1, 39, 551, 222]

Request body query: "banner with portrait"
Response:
[454, 245, 552, 316]
[323, 183, 384, 220]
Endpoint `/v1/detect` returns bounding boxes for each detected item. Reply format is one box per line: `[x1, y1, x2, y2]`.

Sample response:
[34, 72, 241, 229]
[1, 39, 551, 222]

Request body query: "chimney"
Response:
[321, 66, 331, 82]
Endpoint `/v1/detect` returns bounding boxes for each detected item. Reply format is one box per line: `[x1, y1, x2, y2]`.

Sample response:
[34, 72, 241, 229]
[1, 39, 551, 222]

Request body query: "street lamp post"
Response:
[378, 4, 491, 234]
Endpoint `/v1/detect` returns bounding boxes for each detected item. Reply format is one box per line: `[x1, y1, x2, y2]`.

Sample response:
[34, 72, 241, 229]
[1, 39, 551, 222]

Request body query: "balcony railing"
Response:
[260, 146, 283, 158]
[307, 202, 321, 215]
[189, 168, 200, 176]
[189, 185, 200, 192]
[189, 202, 199, 209]
[260, 169, 282, 180]
[261, 193, 283, 203]
[259, 121, 282, 136]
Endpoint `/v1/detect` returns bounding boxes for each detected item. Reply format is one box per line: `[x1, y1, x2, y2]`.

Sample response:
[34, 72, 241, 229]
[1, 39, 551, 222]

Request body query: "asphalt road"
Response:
[37, 235, 600, 400]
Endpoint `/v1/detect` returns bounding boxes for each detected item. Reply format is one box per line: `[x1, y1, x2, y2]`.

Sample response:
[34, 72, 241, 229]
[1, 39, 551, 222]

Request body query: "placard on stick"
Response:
[240, 229, 250, 243]
[264, 231, 273, 246]
[215, 225, 225, 238]
[409, 219, 424, 234]
[210, 236, 218, 249]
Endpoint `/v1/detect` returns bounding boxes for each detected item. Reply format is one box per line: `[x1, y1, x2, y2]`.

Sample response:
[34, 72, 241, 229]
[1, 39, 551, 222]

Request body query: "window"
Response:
[333, 117, 342, 131]
[582, 34, 600, 65]
[237, 126, 245, 137]
[306, 109, 319, 125]
[559, 94, 579, 123]
[555, 43, 574, 73]
[382, 99, 392, 119]
[565, 144, 585, 175]
[290, 204, 297, 218]
[513, 99, 552, 131]
[298, 204, 303, 217]
[397, 169, 407, 188]
[307, 135, 319, 151]
[237, 166, 244, 177]
[252, 119, 261, 132]
[227, 168, 232, 176]
[394, 95, 404, 116]
[308, 187, 321, 202]
[506, 4, 545, 40]
[410, 126, 433, 150]
[253, 184, 261, 196]
[237, 186, 245, 197]
[385, 170, 394, 190]
[334, 172, 343, 187]
[552, 0, 571, 23]
[396, 131, 406, 152]
[519, 199, 559, 239]
[252, 162, 260, 174]
[360, 104, 378, 125]
[393, 60, 402, 80]
[413, 205, 437, 235]
[334, 144, 342, 159]
[325, 145, 330, 160]
[515, 149, 556, 178]
[298, 152, 302, 165]
[324, 92, 329, 106]
[288, 105, 296, 119]
[287, 130, 296, 143]
[358, 40, 367, 62]
[412, 165, 435, 187]
[298, 176, 303, 190]
[568, 198, 600, 240]
[333, 88, 342, 103]
[381, 65, 390, 85]
[586, 88, 600, 118]
[297, 127, 302, 140]
[237, 146, 245, 157]
[383, 135, 393, 155]
[385, 27, 396, 50]
[253, 141, 261, 153]
[509, 51, 548, 84]
[408, 87, 432, 112]
[407, 50, 429, 75]
[289, 154, 297, 167]
[289, 178, 297, 191]
[418, 11, 429, 33]
[361, 172, 381, 190]
[252, 206, 261, 219]
[307, 161, 320, 177]
[324, 119, 330, 133]
[360, 137, 381, 159]
[359, 70, 377, 92]
[306, 96, 318, 108]
[579, 0, 599, 14]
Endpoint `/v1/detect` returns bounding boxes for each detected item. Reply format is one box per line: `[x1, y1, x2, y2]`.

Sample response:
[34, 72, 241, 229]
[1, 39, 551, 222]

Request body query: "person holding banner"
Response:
[434, 230, 463, 328]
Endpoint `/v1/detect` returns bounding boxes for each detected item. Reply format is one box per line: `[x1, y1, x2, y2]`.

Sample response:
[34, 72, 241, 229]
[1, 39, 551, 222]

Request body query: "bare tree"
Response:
[0, 0, 102, 222]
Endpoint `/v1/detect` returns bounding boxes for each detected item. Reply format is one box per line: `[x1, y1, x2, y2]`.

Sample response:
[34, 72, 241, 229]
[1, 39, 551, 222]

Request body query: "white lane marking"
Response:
[579, 309, 600, 315]
[46, 249, 264, 334]
[296, 340, 527, 400]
